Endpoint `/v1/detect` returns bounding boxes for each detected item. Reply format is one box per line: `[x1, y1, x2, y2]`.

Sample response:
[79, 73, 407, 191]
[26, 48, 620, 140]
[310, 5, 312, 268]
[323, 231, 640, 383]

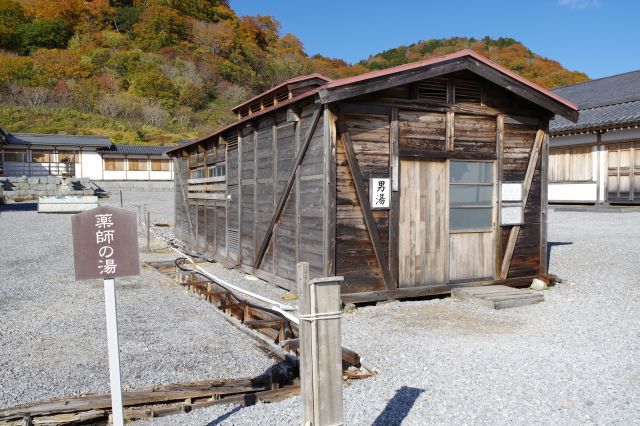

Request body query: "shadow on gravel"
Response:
[547, 241, 573, 267]
[0, 202, 37, 212]
[206, 405, 243, 426]
[372, 386, 424, 426]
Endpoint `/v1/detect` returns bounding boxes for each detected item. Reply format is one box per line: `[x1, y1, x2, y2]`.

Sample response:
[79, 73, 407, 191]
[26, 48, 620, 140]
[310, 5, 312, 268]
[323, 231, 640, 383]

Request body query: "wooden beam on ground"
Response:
[334, 106, 395, 290]
[499, 128, 545, 279]
[254, 105, 323, 269]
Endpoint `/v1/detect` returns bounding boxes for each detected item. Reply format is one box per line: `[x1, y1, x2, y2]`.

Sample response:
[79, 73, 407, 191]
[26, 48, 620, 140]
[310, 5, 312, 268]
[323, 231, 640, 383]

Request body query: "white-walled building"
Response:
[0, 129, 174, 181]
[548, 71, 640, 204]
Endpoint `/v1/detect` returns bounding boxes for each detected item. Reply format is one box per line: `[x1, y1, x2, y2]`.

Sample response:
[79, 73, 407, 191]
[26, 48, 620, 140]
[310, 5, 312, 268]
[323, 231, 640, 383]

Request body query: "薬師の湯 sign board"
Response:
[71, 205, 140, 281]
[369, 178, 390, 210]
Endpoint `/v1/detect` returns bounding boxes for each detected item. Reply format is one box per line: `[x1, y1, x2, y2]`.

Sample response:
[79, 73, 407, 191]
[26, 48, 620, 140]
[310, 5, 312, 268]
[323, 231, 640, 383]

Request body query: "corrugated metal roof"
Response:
[6, 133, 112, 147]
[550, 70, 640, 134]
[98, 144, 173, 156]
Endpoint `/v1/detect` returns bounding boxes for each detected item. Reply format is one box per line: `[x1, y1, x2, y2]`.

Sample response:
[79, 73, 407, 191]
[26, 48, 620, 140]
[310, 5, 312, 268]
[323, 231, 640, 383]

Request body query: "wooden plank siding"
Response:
[499, 123, 543, 278]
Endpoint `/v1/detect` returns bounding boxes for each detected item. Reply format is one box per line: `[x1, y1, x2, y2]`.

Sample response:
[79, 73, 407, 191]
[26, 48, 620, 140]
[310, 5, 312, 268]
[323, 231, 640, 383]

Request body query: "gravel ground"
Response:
[135, 209, 640, 425]
[0, 195, 275, 408]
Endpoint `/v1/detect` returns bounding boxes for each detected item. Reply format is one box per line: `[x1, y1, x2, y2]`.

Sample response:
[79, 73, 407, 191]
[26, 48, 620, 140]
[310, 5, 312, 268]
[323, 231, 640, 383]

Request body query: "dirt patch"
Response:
[381, 301, 523, 335]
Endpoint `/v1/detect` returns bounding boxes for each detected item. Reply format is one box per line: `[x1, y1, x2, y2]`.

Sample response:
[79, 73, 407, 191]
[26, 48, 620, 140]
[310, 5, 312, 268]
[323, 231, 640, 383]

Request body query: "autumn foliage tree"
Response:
[0, 1, 589, 145]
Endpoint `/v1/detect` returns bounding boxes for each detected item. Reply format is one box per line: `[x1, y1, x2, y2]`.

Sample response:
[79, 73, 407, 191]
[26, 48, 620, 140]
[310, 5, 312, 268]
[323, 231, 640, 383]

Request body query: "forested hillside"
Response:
[359, 37, 589, 89]
[0, 1, 589, 145]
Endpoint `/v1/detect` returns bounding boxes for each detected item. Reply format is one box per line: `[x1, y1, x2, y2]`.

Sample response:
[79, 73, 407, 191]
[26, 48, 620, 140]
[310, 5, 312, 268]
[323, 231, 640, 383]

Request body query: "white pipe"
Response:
[168, 246, 300, 325]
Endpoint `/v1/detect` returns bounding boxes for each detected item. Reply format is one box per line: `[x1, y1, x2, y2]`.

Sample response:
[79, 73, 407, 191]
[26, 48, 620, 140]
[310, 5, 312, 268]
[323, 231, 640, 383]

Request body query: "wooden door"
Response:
[399, 160, 447, 287]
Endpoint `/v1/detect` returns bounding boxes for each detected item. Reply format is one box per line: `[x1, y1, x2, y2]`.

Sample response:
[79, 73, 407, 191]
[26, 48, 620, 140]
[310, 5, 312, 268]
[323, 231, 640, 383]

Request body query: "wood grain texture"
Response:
[500, 128, 544, 279]
[335, 107, 394, 290]
[399, 159, 447, 287]
[449, 232, 494, 281]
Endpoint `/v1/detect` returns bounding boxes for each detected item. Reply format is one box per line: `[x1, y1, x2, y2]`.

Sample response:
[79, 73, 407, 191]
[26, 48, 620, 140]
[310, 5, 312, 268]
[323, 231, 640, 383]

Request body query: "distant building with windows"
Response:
[548, 71, 640, 204]
[0, 127, 174, 181]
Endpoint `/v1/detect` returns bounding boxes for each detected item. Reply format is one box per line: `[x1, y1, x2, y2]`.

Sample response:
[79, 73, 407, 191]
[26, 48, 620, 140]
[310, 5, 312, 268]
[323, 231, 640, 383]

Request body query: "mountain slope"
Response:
[358, 37, 588, 89]
[0, 2, 588, 145]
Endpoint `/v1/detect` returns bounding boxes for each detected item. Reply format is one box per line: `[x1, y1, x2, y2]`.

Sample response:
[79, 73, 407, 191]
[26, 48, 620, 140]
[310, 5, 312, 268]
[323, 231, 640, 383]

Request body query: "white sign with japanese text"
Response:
[370, 178, 390, 210]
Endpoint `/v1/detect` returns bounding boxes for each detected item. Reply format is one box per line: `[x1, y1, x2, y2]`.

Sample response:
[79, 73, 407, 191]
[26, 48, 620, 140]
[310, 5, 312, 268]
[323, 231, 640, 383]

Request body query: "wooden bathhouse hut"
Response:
[166, 49, 578, 304]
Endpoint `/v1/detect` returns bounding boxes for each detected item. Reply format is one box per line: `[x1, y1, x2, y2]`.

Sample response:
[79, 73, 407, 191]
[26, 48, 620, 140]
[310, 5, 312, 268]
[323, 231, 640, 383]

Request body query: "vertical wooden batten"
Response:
[237, 130, 243, 265]
[539, 127, 550, 276]
[446, 111, 455, 151]
[323, 108, 337, 277]
[389, 107, 400, 287]
[495, 113, 504, 277]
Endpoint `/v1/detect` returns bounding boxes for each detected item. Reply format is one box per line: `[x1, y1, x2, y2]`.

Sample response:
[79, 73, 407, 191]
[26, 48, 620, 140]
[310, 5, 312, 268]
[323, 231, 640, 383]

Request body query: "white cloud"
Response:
[558, 0, 601, 9]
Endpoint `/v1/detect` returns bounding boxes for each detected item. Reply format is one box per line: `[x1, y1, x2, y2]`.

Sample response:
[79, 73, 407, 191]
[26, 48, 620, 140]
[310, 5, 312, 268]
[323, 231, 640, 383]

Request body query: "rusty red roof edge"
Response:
[324, 49, 577, 111]
[166, 88, 320, 154]
[231, 73, 331, 113]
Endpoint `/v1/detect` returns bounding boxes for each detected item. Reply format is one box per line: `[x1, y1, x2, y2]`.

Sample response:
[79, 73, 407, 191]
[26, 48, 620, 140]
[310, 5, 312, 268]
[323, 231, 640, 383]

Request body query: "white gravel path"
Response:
[0, 196, 275, 408]
[134, 209, 640, 425]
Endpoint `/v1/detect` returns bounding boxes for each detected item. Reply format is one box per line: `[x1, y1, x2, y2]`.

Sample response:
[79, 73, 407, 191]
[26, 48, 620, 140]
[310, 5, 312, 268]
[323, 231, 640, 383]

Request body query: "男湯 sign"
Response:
[369, 178, 390, 210]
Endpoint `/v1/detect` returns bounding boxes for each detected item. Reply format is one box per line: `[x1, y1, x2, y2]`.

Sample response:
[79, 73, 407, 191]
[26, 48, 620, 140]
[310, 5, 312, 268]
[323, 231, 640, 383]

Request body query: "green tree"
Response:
[130, 69, 179, 109]
[0, 1, 30, 52]
[17, 19, 74, 53]
[133, 5, 188, 49]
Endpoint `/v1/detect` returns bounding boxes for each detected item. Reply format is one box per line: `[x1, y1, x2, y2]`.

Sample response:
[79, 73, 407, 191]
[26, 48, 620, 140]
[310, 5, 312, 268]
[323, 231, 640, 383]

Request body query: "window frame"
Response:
[104, 158, 125, 171]
[151, 159, 171, 171]
[207, 162, 226, 178]
[190, 167, 205, 179]
[3, 150, 26, 162]
[127, 158, 148, 171]
[449, 160, 495, 233]
[31, 150, 55, 163]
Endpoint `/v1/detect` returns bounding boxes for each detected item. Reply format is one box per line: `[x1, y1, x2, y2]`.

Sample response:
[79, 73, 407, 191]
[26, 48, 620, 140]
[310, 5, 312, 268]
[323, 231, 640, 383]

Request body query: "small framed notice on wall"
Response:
[370, 178, 390, 210]
[501, 205, 524, 225]
[501, 182, 523, 202]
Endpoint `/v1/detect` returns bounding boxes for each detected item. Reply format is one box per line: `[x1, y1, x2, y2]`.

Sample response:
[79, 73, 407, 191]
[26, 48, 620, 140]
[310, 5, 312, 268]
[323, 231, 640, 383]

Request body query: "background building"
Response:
[548, 71, 640, 204]
[0, 128, 174, 182]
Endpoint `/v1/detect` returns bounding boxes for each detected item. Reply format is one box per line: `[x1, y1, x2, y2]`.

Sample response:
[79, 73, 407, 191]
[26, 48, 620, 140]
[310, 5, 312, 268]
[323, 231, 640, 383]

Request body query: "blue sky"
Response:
[231, 0, 640, 79]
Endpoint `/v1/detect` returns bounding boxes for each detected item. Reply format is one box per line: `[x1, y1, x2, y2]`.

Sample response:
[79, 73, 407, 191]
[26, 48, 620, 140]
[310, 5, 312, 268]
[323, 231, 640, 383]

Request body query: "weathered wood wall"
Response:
[500, 123, 542, 278]
[174, 101, 327, 290]
[336, 111, 390, 293]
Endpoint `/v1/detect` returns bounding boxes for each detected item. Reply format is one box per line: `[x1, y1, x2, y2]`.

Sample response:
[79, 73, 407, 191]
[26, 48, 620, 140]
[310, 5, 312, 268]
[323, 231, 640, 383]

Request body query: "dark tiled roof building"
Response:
[547, 70, 640, 204]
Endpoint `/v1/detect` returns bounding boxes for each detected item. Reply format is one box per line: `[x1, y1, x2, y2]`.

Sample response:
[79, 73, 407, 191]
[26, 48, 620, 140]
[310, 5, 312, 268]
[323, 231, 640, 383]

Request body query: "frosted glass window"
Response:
[450, 208, 493, 230]
[449, 161, 494, 231]
[450, 185, 493, 206]
[450, 161, 493, 184]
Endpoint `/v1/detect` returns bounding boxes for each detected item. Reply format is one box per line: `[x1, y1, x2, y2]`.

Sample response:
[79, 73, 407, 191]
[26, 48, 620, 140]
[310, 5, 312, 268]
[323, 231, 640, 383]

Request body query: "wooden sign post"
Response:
[297, 262, 344, 426]
[71, 206, 140, 426]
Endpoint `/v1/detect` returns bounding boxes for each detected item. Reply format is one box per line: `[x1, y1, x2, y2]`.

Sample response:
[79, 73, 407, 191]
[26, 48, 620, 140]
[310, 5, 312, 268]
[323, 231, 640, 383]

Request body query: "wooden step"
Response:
[451, 285, 544, 310]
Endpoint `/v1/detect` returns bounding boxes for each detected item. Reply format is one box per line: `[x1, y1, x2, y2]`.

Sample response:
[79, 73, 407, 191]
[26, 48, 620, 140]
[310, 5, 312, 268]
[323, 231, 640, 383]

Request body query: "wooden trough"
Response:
[166, 49, 578, 304]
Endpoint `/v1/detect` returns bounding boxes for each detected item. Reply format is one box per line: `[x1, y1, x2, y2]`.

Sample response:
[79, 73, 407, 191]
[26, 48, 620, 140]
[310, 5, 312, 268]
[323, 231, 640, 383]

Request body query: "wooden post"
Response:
[297, 262, 343, 426]
[146, 210, 151, 252]
[103, 278, 124, 426]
